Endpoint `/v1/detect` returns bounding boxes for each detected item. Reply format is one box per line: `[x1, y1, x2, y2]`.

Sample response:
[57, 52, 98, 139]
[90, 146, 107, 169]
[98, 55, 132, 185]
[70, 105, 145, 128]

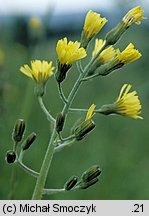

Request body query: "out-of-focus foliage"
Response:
[0, 9, 149, 200]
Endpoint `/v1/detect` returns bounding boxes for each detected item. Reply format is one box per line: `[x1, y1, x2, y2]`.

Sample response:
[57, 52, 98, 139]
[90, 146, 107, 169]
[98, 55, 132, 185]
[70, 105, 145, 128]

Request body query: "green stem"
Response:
[69, 108, 102, 114]
[31, 43, 107, 199]
[32, 127, 56, 199]
[43, 188, 65, 195]
[63, 135, 75, 141]
[54, 138, 76, 153]
[58, 83, 68, 104]
[62, 73, 83, 115]
[38, 96, 56, 124]
[76, 61, 83, 74]
[62, 44, 107, 115]
[18, 150, 24, 162]
[17, 161, 39, 178]
[82, 73, 100, 81]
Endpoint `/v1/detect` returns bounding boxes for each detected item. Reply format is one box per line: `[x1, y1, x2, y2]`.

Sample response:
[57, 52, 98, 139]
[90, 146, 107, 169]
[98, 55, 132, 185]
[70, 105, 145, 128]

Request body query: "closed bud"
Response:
[55, 62, 71, 83]
[81, 165, 101, 183]
[74, 119, 95, 141]
[56, 113, 65, 133]
[5, 150, 16, 164]
[105, 21, 126, 45]
[22, 132, 37, 150]
[12, 119, 25, 143]
[79, 178, 99, 189]
[64, 176, 78, 191]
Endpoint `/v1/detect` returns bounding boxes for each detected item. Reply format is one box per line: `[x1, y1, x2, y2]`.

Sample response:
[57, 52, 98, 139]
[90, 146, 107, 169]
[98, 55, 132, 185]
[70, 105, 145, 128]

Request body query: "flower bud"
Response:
[81, 165, 101, 183]
[105, 21, 126, 45]
[12, 119, 25, 143]
[22, 132, 37, 150]
[56, 112, 65, 133]
[55, 62, 71, 83]
[64, 176, 78, 191]
[74, 119, 95, 141]
[5, 150, 16, 164]
[79, 178, 99, 189]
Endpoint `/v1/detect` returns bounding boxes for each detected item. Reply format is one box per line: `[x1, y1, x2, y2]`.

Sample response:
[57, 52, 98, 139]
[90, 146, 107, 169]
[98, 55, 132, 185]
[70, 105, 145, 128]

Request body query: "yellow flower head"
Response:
[20, 60, 54, 84]
[56, 37, 87, 65]
[74, 104, 96, 140]
[29, 17, 42, 29]
[118, 43, 142, 64]
[123, 6, 145, 26]
[92, 39, 106, 56]
[99, 46, 118, 64]
[92, 39, 119, 64]
[83, 10, 107, 39]
[85, 104, 96, 121]
[114, 84, 142, 119]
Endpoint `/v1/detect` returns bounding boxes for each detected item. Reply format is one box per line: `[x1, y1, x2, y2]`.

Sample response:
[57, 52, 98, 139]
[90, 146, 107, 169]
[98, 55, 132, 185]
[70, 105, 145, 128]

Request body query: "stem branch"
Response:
[43, 188, 65, 195]
[58, 83, 68, 104]
[17, 161, 39, 178]
[32, 42, 108, 199]
[38, 96, 56, 124]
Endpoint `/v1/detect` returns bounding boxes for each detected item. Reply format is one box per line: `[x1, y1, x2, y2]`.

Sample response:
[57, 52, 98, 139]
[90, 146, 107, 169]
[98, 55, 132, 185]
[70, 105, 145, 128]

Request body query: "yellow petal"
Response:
[85, 104, 96, 120]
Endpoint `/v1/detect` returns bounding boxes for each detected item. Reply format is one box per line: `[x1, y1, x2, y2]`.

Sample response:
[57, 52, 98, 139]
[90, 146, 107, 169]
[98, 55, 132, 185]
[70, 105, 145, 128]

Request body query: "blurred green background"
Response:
[0, 0, 149, 200]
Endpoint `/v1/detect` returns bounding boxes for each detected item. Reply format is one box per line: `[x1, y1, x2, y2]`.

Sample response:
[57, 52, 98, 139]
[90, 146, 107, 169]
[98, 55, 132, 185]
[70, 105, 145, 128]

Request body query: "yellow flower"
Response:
[29, 17, 42, 29]
[92, 39, 119, 64]
[92, 39, 106, 56]
[118, 43, 142, 64]
[114, 84, 142, 119]
[20, 60, 54, 84]
[105, 6, 145, 46]
[85, 104, 96, 120]
[123, 6, 145, 26]
[83, 10, 107, 39]
[56, 37, 87, 65]
[75, 104, 96, 140]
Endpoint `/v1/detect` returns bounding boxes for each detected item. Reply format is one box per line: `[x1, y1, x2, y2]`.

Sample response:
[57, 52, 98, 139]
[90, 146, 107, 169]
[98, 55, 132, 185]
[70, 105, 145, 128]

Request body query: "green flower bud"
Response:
[5, 150, 16, 164]
[56, 112, 65, 133]
[74, 119, 95, 141]
[64, 176, 78, 191]
[22, 132, 37, 150]
[98, 104, 116, 115]
[79, 178, 99, 189]
[105, 21, 127, 46]
[81, 165, 101, 183]
[12, 119, 25, 143]
[55, 62, 71, 83]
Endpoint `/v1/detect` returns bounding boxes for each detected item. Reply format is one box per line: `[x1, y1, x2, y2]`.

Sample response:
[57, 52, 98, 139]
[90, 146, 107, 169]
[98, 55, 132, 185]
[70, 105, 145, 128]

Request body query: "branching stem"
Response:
[32, 42, 107, 199]
[76, 61, 83, 74]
